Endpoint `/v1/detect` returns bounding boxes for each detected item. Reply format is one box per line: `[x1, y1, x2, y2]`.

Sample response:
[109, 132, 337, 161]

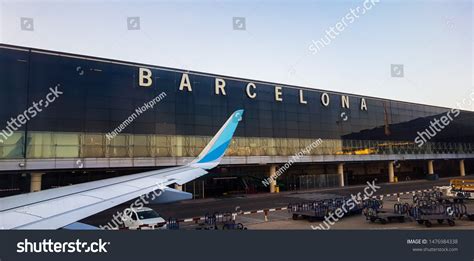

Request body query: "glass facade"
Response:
[1, 45, 474, 160]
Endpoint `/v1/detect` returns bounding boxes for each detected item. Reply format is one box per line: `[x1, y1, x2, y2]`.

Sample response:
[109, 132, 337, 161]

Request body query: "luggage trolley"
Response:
[288, 201, 326, 222]
[362, 199, 403, 224]
[412, 204, 455, 227]
[217, 212, 247, 230]
[445, 202, 474, 221]
[289, 197, 361, 222]
[196, 212, 219, 230]
[196, 212, 247, 230]
[167, 218, 180, 230]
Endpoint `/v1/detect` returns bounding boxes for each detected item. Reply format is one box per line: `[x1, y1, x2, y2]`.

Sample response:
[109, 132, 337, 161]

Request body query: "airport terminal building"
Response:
[1, 44, 473, 197]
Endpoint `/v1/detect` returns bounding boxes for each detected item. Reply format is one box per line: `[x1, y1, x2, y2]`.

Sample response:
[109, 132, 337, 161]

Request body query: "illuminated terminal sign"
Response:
[138, 67, 368, 111]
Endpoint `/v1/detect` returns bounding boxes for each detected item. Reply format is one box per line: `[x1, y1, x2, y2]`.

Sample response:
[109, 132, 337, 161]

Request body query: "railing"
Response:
[0, 132, 473, 159]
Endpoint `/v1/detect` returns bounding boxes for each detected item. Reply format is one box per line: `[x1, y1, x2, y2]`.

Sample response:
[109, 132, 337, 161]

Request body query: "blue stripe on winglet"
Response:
[197, 140, 231, 163]
[196, 109, 243, 164]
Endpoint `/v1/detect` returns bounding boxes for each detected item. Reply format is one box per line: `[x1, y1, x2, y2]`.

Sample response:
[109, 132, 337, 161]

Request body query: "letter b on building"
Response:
[139, 68, 153, 87]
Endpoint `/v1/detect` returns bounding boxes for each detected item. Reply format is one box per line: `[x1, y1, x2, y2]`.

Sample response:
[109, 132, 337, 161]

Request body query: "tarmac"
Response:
[81, 177, 474, 230]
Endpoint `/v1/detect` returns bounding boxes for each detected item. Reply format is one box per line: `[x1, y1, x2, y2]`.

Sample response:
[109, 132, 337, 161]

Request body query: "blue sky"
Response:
[1, 0, 472, 110]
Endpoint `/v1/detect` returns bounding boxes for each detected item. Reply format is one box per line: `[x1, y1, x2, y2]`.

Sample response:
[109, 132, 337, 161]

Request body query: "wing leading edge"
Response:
[0, 109, 244, 229]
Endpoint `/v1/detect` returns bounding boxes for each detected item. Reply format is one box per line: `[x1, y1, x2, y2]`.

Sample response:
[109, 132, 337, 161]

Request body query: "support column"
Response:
[388, 161, 395, 183]
[428, 160, 434, 175]
[269, 165, 277, 193]
[337, 163, 344, 187]
[30, 173, 44, 192]
[202, 181, 205, 199]
[460, 159, 465, 177]
[174, 184, 183, 191]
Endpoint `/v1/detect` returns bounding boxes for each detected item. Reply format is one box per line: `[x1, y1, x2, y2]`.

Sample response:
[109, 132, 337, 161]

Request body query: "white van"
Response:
[121, 207, 167, 230]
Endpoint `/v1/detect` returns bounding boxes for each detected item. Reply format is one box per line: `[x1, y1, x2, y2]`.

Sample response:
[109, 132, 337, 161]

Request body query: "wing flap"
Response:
[166, 167, 209, 185]
[148, 187, 193, 204]
[1, 212, 41, 229]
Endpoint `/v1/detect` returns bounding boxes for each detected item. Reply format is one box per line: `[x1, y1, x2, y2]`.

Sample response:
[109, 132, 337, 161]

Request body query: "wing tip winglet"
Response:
[190, 109, 244, 169]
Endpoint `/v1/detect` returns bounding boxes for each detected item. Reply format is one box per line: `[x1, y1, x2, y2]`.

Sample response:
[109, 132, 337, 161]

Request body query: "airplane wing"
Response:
[0, 109, 244, 230]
